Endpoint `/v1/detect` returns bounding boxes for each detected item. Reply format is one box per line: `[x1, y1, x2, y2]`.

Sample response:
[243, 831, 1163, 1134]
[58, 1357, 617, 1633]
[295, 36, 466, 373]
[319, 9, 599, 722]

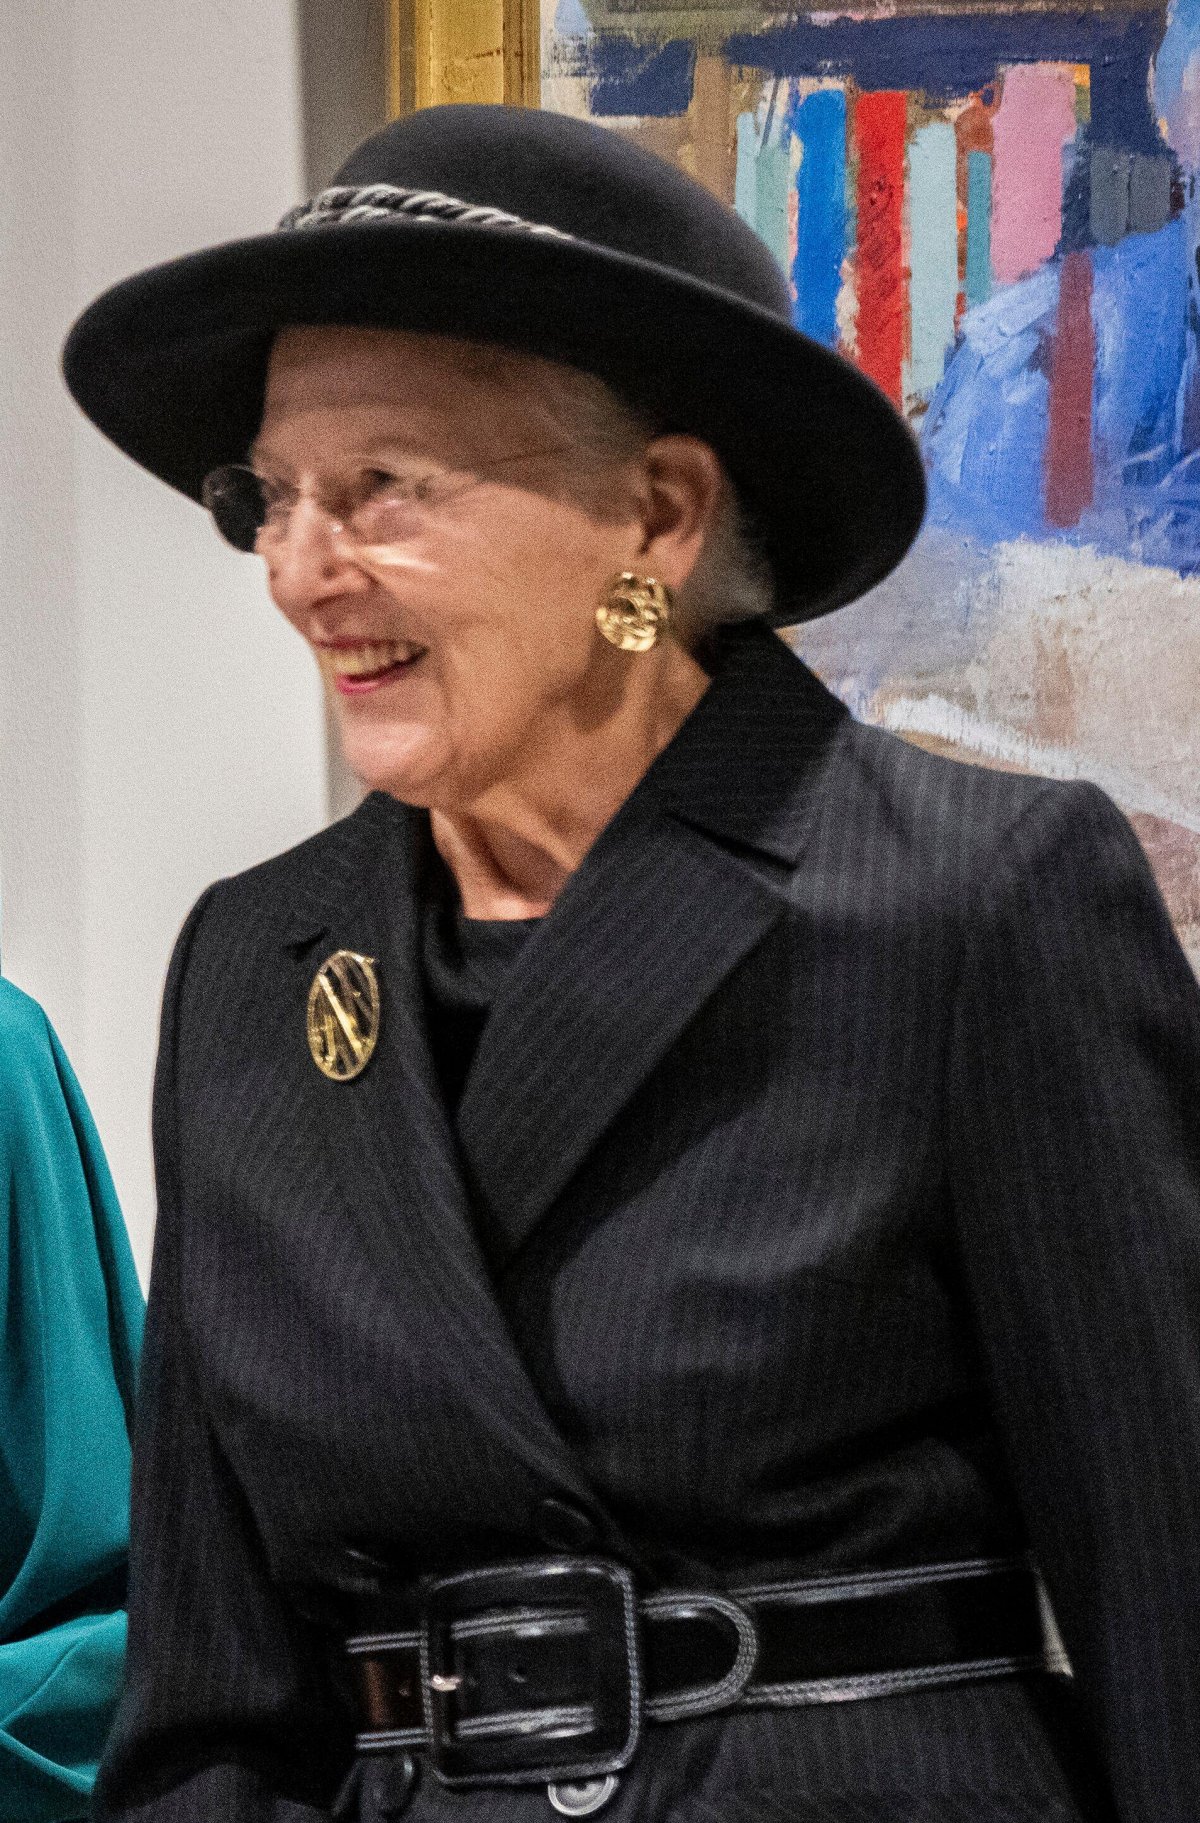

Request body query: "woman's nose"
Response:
[264, 498, 368, 615]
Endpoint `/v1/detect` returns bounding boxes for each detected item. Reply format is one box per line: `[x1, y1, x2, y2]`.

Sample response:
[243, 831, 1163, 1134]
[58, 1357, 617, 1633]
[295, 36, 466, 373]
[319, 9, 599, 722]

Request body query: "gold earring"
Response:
[596, 572, 674, 653]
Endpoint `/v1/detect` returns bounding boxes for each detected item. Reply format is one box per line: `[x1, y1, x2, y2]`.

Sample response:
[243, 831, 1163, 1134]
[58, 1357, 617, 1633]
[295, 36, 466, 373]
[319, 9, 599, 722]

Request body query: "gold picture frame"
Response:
[388, 0, 541, 115]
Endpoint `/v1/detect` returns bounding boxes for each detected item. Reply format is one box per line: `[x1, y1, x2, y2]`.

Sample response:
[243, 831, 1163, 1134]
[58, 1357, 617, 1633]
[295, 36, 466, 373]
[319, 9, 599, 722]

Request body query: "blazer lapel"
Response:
[456, 625, 849, 1262]
[285, 795, 601, 1506]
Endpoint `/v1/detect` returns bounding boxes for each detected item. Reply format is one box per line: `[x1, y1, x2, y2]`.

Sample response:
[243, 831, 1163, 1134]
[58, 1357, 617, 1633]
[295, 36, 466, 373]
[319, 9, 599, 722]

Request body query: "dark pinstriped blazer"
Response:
[96, 622, 1200, 1823]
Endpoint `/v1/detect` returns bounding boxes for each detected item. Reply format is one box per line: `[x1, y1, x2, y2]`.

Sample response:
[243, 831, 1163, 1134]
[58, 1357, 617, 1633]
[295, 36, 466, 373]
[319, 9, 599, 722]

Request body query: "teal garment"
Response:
[0, 981, 144, 1820]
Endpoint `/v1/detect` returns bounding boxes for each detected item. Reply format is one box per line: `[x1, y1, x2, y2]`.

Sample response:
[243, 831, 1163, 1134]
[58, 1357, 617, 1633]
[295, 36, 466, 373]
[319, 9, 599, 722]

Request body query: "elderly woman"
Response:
[64, 105, 1200, 1823]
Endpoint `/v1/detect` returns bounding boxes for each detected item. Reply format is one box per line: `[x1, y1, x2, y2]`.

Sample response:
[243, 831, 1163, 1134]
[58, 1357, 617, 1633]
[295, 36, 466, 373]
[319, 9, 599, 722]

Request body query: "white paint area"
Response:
[799, 533, 1200, 977]
[1, 0, 329, 1278]
[866, 538, 1200, 831]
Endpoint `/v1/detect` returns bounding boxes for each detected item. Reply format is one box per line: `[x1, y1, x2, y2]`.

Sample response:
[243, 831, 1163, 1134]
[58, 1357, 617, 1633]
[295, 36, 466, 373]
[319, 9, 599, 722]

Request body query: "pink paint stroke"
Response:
[990, 64, 1078, 286]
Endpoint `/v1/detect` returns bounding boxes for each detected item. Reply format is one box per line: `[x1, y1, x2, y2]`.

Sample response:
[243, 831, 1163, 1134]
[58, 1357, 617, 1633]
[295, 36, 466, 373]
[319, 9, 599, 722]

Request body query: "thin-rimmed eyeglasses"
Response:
[200, 444, 577, 557]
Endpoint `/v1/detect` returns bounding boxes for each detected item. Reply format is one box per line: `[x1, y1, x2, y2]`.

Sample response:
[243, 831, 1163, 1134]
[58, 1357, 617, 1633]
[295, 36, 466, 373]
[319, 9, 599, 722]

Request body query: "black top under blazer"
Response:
[96, 623, 1200, 1823]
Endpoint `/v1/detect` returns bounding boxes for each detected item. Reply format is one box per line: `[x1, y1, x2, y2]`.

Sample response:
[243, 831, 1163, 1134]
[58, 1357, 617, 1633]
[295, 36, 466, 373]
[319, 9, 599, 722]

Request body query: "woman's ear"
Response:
[635, 435, 725, 591]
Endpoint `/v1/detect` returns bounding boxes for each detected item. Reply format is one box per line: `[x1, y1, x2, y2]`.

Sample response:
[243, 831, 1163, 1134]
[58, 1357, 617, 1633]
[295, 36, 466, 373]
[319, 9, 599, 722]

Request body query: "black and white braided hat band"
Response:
[277, 183, 574, 241]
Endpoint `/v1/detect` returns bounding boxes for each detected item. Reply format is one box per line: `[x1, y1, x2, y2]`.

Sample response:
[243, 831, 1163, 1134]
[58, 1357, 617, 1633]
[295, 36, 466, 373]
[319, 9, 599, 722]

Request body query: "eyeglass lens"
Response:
[201, 445, 575, 556]
[201, 466, 270, 553]
[201, 464, 442, 556]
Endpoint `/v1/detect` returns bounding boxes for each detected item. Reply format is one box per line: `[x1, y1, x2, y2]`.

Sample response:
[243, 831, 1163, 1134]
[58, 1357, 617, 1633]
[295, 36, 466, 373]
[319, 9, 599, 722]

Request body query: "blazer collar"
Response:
[281, 627, 848, 1270]
[644, 620, 848, 863]
[279, 796, 608, 1515]
[456, 624, 849, 1260]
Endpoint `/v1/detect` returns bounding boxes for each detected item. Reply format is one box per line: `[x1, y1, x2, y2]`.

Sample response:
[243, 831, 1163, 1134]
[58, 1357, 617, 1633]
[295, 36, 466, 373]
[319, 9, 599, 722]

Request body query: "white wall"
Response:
[1, 0, 86, 1063]
[0, 0, 329, 1279]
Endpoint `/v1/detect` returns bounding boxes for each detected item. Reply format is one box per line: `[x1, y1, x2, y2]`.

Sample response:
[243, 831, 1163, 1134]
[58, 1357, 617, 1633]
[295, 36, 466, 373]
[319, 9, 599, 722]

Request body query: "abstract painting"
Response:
[542, 0, 1200, 971]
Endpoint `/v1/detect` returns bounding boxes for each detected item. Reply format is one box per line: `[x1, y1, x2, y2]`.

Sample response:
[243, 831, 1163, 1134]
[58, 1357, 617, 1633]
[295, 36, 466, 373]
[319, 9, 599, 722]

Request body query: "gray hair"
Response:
[444, 341, 777, 642]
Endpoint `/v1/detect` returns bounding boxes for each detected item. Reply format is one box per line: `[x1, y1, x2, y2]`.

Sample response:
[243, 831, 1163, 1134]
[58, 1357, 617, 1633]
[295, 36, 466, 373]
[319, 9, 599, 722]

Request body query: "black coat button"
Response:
[536, 1495, 599, 1552]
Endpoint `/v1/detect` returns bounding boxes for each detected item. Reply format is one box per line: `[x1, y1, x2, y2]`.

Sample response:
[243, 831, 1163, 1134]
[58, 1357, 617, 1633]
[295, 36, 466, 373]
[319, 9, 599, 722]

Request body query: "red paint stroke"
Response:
[854, 90, 908, 406]
[1045, 248, 1095, 530]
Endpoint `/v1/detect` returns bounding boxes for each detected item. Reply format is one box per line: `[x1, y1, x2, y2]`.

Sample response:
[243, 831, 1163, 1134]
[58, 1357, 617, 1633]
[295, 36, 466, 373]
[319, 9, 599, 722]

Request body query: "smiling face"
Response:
[254, 326, 695, 812]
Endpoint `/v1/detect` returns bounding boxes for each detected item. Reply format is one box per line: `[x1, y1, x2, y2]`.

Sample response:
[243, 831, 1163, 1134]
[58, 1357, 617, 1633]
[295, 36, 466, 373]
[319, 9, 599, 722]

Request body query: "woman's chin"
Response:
[339, 726, 449, 807]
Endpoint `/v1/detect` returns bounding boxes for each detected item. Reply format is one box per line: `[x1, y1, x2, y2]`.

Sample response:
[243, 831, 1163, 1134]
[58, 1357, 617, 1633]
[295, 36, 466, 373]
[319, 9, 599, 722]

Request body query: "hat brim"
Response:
[62, 219, 925, 625]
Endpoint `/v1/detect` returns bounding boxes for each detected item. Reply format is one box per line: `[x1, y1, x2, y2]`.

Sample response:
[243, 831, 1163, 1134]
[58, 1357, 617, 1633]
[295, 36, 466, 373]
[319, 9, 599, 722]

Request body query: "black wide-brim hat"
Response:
[63, 104, 924, 625]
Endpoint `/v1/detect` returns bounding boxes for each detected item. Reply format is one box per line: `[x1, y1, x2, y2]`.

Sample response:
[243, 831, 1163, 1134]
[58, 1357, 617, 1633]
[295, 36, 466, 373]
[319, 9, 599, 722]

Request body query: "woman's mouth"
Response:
[322, 639, 427, 695]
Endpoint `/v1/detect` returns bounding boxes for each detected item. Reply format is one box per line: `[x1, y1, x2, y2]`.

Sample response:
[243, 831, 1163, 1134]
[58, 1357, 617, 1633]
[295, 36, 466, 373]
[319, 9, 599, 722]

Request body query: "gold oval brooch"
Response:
[306, 950, 381, 1082]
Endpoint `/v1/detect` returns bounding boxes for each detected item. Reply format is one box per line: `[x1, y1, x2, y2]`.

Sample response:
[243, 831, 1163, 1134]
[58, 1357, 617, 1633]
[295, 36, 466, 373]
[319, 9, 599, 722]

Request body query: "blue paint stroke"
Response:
[923, 263, 1057, 543]
[553, 0, 590, 36]
[965, 151, 993, 310]
[789, 88, 846, 347]
[923, 216, 1200, 572]
[1093, 223, 1187, 479]
[725, 12, 1163, 150]
[1154, 0, 1200, 169]
[588, 36, 697, 117]
[1154, 0, 1200, 123]
[1091, 217, 1196, 578]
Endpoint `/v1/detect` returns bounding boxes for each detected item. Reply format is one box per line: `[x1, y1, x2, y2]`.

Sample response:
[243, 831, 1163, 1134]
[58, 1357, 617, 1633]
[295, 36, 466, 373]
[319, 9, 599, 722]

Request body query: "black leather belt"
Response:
[346, 1555, 1047, 1792]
